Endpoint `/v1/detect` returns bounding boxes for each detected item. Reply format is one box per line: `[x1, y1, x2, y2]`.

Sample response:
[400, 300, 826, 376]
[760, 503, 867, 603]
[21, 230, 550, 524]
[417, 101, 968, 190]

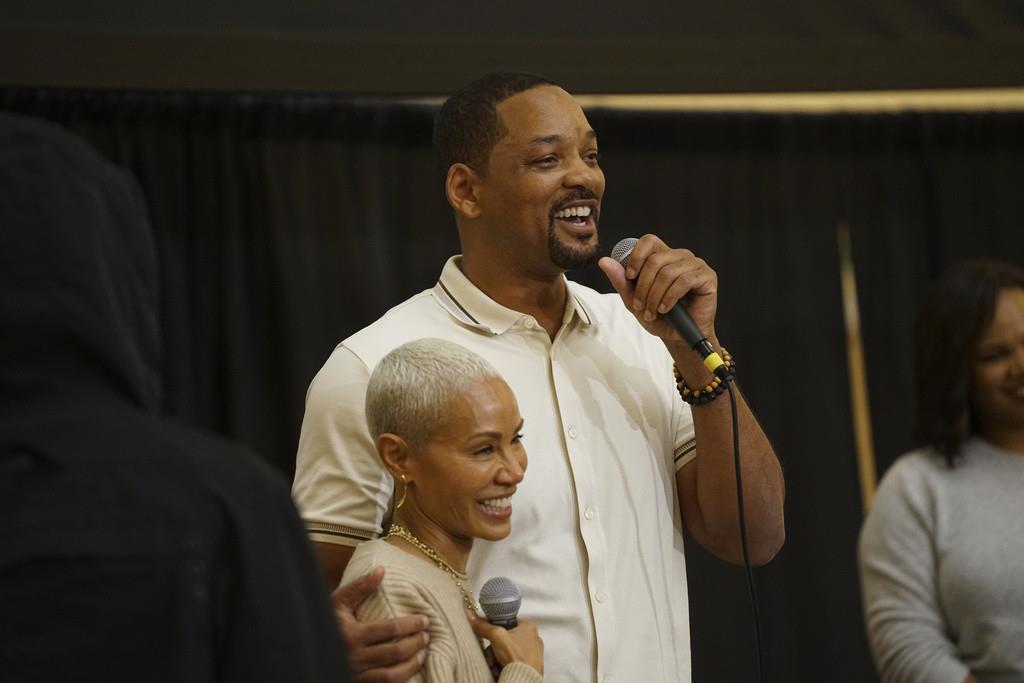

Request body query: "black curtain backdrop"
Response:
[3, 89, 1023, 682]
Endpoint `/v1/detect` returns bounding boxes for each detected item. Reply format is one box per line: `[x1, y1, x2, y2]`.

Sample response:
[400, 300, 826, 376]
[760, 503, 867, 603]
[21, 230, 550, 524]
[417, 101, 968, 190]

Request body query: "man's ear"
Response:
[445, 163, 483, 219]
[376, 433, 412, 479]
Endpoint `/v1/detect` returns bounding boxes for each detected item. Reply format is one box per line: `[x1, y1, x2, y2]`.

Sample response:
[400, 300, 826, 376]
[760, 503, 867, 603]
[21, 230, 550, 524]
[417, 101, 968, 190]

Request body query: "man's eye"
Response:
[512, 432, 525, 444]
[534, 156, 558, 166]
[474, 445, 495, 455]
[585, 151, 601, 163]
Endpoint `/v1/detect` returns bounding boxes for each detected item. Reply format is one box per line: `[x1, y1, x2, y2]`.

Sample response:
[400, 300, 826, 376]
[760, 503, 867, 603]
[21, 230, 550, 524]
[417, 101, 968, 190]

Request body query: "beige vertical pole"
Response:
[837, 222, 878, 514]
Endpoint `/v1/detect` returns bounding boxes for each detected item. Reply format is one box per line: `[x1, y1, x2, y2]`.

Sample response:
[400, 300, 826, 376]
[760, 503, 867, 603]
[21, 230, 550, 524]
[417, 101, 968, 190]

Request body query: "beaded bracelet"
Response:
[673, 348, 736, 405]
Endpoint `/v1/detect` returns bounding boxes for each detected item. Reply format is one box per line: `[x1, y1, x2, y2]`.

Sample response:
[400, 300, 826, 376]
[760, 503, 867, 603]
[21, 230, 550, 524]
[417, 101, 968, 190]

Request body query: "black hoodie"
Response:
[0, 113, 351, 682]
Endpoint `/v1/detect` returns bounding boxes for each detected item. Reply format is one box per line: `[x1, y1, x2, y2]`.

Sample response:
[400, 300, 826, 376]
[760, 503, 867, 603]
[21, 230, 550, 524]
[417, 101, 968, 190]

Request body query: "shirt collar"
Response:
[432, 256, 596, 335]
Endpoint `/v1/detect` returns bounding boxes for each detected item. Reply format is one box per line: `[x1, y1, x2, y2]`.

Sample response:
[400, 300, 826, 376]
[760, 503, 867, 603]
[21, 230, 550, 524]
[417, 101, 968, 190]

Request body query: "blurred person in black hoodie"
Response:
[0, 112, 352, 683]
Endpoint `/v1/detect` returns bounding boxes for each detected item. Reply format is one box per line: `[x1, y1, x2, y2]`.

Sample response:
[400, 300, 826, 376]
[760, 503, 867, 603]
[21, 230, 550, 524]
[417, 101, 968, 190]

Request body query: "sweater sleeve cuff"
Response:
[498, 661, 543, 683]
[930, 658, 970, 683]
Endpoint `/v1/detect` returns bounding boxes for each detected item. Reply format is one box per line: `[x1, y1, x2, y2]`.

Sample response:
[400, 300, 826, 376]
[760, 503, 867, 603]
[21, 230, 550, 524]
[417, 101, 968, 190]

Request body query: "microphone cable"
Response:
[723, 378, 764, 683]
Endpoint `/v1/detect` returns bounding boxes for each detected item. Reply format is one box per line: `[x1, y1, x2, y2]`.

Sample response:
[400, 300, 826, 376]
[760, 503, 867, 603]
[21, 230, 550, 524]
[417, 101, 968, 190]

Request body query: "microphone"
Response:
[610, 237, 729, 380]
[478, 577, 521, 629]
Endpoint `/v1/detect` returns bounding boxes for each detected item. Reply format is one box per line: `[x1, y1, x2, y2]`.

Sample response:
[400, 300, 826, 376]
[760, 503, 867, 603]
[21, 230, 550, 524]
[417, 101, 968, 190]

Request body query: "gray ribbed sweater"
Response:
[858, 438, 1024, 683]
[341, 539, 543, 683]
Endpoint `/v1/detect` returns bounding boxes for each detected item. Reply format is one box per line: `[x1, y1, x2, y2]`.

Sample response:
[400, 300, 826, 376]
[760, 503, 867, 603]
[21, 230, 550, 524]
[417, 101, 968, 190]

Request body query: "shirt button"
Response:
[595, 591, 606, 603]
[524, 318, 536, 329]
[584, 507, 595, 520]
[568, 426, 578, 439]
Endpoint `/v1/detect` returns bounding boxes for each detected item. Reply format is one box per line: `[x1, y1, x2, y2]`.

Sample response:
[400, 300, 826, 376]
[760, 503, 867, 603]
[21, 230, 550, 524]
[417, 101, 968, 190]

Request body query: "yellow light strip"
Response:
[578, 89, 1024, 112]
[405, 88, 1024, 112]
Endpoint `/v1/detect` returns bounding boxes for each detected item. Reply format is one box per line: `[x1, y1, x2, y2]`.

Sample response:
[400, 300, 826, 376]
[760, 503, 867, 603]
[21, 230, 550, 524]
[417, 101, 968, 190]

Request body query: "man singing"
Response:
[294, 73, 786, 682]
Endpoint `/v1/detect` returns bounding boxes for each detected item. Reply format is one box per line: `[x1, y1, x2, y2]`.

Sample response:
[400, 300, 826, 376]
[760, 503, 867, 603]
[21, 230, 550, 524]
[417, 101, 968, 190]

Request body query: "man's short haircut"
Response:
[366, 338, 504, 446]
[433, 72, 558, 176]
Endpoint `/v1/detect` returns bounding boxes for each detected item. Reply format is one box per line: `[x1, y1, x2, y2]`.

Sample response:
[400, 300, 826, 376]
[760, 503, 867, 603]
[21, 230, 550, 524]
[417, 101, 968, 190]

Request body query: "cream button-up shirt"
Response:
[294, 256, 697, 682]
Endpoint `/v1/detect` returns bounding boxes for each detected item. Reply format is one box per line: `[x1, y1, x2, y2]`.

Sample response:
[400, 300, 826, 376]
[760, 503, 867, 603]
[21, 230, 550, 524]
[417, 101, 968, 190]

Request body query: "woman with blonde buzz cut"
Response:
[341, 338, 543, 682]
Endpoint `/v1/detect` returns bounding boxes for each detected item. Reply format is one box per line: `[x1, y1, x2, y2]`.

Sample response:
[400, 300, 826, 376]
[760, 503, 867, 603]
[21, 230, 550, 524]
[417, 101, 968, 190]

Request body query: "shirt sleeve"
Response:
[292, 345, 392, 546]
[858, 458, 970, 683]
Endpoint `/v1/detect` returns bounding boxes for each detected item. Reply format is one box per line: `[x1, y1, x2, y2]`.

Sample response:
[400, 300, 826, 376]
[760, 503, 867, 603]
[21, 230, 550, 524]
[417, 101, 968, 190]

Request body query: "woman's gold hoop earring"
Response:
[395, 474, 408, 510]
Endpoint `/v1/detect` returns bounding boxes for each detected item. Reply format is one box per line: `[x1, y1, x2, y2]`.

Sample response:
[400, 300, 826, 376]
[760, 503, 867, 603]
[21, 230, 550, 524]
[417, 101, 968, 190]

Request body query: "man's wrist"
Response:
[665, 334, 720, 384]
[674, 348, 735, 405]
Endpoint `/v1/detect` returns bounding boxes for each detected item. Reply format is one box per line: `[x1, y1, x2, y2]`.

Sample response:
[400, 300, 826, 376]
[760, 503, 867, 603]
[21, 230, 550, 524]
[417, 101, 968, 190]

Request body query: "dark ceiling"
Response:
[3, 0, 1024, 93]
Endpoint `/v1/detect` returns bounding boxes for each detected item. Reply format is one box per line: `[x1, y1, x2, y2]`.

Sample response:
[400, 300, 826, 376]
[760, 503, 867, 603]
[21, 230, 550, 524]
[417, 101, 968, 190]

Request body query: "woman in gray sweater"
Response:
[859, 261, 1024, 683]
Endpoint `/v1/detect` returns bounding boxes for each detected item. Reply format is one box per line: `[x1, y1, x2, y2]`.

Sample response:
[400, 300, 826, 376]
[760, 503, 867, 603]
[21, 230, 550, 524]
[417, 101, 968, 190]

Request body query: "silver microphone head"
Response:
[478, 576, 521, 629]
[609, 237, 639, 267]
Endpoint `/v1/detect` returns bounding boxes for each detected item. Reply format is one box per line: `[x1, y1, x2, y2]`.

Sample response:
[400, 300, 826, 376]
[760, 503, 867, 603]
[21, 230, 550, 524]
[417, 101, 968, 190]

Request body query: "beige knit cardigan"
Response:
[342, 539, 542, 683]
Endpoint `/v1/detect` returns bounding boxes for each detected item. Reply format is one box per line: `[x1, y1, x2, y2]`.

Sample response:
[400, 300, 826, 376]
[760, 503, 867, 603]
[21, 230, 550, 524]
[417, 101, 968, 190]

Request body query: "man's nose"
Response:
[563, 154, 602, 191]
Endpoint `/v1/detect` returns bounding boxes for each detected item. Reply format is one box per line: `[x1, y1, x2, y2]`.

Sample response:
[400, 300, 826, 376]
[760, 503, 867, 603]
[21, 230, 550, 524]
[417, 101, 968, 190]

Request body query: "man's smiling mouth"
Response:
[553, 205, 592, 224]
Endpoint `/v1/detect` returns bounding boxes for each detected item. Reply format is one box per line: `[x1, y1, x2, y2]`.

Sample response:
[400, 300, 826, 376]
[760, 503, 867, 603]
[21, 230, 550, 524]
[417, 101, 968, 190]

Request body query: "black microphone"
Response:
[478, 577, 521, 629]
[610, 237, 729, 380]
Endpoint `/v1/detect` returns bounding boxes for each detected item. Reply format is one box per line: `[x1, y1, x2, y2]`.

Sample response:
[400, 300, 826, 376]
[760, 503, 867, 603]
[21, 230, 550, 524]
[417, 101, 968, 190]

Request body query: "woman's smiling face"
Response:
[407, 375, 527, 544]
[971, 287, 1024, 442]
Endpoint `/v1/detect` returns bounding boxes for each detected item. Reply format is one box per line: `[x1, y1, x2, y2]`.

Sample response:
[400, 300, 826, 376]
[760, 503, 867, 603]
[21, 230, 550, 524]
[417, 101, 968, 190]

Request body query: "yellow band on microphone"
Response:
[703, 352, 725, 374]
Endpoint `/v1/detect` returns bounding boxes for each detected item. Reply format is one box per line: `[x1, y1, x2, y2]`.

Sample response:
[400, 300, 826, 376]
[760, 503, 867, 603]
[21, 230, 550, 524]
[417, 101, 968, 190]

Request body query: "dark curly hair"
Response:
[432, 72, 557, 177]
[913, 260, 1024, 466]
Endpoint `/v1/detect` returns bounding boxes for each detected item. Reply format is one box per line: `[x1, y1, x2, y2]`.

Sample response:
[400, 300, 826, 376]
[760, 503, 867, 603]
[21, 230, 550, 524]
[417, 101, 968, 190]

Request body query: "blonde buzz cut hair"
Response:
[365, 338, 503, 446]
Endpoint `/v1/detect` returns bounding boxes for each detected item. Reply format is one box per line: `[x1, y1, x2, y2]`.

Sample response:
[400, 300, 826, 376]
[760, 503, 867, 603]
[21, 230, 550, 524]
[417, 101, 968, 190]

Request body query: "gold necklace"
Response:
[385, 524, 478, 611]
